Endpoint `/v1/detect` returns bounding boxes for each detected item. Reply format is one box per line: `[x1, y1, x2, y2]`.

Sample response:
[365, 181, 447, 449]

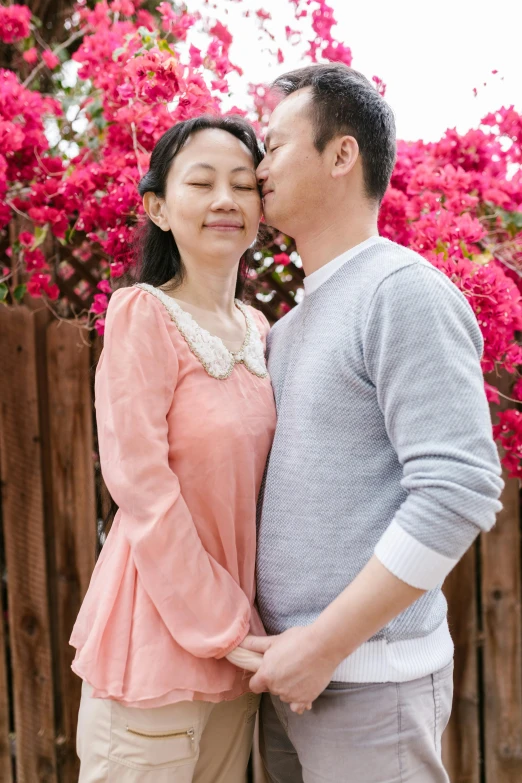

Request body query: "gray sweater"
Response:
[256, 237, 503, 683]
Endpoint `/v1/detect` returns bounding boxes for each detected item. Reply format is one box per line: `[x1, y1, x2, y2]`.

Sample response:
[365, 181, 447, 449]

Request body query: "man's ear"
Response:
[143, 191, 170, 231]
[331, 135, 359, 179]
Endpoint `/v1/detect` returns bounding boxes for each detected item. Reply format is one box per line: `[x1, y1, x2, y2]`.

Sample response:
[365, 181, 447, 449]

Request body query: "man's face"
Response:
[257, 88, 330, 237]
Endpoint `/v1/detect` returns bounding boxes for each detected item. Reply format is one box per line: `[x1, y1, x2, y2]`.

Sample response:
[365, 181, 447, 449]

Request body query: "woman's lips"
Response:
[204, 224, 244, 231]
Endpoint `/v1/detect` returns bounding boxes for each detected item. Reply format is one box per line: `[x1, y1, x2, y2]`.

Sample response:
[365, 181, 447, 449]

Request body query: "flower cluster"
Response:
[0, 4, 31, 45]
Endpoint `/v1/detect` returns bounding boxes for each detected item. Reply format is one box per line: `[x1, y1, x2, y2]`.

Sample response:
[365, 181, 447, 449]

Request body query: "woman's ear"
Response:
[143, 192, 170, 231]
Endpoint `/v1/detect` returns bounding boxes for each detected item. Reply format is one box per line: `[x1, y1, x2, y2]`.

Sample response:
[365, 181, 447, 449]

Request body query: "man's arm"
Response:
[243, 262, 504, 710]
[243, 556, 423, 709]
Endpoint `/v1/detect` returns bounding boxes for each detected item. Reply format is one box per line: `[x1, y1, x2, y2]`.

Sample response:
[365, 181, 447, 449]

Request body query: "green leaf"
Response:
[158, 40, 176, 54]
[65, 227, 75, 244]
[13, 284, 26, 304]
[488, 204, 522, 237]
[0, 283, 8, 302]
[33, 225, 48, 248]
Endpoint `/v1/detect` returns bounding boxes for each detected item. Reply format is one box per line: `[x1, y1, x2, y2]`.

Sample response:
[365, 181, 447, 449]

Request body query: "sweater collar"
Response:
[303, 236, 386, 296]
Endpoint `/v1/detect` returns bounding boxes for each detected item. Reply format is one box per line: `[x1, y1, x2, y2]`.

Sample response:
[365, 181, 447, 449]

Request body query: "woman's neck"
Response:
[165, 260, 239, 317]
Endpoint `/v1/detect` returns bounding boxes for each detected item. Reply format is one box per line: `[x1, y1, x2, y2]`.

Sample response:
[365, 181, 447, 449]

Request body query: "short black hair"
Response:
[272, 64, 396, 203]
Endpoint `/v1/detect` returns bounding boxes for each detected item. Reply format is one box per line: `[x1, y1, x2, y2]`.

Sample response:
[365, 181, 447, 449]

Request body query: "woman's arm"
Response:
[97, 287, 251, 659]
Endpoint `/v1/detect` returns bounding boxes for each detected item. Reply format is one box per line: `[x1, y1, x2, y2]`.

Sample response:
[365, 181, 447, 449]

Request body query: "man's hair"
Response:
[272, 64, 396, 203]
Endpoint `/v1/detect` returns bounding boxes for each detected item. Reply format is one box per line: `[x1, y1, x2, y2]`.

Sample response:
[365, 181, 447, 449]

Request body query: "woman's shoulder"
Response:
[105, 284, 177, 345]
[109, 283, 178, 319]
[244, 303, 271, 340]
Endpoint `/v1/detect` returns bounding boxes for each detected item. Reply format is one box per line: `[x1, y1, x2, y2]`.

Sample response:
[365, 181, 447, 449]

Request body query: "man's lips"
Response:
[262, 190, 274, 199]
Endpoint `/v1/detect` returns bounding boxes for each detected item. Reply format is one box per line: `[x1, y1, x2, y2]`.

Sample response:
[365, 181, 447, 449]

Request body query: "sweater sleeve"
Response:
[363, 263, 504, 590]
[96, 287, 251, 657]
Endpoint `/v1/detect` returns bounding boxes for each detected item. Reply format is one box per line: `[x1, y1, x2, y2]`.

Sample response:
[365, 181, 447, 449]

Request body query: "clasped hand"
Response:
[225, 627, 338, 715]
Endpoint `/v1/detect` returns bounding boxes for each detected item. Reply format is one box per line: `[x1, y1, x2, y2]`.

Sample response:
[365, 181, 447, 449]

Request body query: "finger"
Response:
[225, 648, 263, 672]
[289, 702, 310, 715]
[239, 634, 274, 654]
[248, 673, 267, 694]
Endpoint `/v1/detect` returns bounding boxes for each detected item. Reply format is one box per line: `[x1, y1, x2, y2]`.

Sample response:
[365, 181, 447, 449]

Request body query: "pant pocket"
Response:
[109, 701, 200, 771]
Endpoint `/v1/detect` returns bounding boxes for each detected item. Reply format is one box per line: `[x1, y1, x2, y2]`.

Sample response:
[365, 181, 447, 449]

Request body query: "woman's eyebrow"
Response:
[185, 162, 215, 173]
[185, 163, 255, 175]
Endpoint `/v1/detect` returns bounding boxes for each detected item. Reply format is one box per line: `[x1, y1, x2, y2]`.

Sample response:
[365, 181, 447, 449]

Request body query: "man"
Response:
[240, 64, 504, 781]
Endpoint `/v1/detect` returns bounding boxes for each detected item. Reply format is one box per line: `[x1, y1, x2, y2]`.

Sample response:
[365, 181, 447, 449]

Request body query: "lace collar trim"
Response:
[135, 283, 268, 380]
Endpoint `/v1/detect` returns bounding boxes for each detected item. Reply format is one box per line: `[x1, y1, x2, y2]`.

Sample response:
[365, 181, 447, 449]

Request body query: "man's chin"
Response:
[262, 206, 285, 233]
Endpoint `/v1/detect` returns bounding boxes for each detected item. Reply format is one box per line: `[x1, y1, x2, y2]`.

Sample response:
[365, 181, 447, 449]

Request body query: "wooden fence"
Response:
[0, 302, 521, 782]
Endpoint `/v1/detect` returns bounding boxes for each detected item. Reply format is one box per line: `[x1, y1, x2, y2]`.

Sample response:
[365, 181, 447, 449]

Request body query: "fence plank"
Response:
[0, 306, 57, 783]
[45, 320, 97, 781]
[0, 585, 13, 783]
[481, 468, 522, 782]
[442, 545, 480, 783]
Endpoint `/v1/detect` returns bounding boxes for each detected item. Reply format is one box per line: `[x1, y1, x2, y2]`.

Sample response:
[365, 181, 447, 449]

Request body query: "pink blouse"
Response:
[70, 284, 276, 707]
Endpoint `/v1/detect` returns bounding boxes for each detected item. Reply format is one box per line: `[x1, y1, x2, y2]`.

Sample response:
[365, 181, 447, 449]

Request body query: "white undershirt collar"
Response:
[303, 236, 387, 296]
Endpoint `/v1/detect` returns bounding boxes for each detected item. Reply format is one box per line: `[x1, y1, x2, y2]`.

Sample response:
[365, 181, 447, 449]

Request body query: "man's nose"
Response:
[256, 160, 268, 185]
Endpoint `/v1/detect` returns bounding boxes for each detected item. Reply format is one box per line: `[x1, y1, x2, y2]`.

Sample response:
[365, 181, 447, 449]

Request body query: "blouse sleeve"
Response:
[95, 287, 251, 658]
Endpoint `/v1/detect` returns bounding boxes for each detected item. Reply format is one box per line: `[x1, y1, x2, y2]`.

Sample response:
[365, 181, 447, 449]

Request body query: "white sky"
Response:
[197, 0, 522, 142]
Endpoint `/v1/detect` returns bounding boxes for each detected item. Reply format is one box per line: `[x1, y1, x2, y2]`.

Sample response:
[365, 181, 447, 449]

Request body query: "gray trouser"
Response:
[259, 661, 454, 783]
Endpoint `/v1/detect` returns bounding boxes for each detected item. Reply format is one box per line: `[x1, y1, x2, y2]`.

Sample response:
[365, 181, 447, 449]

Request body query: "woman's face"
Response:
[147, 128, 261, 267]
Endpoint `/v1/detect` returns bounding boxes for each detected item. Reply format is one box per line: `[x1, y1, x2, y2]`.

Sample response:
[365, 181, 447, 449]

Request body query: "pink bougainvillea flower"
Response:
[91, 293, 109, 314]
[27, 273, 59, 300]
[273, 252, 291, 266]
[18, 231, 34, 247]
[23, 248, 47, 272]
[94, 318, 106, 336]
[42, 50, 60, 70]
[23, 48, 38, 65]
[0, 4, 31, 44]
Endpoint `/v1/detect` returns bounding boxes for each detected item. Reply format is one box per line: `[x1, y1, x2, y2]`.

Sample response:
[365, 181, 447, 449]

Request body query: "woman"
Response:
[70, 115, 276, 782]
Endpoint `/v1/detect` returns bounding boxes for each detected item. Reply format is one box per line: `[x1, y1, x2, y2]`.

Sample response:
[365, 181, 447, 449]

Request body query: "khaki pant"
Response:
[77, 681, 260, 782]
[260, 662, 454, 783]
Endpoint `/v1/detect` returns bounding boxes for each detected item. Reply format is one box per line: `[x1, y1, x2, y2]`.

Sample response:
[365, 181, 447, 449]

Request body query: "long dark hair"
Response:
[135, 114, 265, 298]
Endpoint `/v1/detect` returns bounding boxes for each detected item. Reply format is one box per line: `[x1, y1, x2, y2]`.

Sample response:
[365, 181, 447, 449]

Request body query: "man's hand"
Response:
[227, 634, 312, 715]
[240, 626, 340, 712]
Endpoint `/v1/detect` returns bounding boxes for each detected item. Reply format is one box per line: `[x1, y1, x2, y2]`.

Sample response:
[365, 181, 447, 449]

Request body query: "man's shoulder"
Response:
[361, 238, 431, 280]
[267, 302, 302, 344]
[346, 239, 463, 301]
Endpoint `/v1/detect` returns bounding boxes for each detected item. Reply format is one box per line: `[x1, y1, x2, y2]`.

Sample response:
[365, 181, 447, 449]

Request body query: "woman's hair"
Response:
[134, 114, 265, 299]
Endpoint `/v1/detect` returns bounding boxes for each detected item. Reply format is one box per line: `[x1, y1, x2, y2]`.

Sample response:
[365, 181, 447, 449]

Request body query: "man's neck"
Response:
[296, 211, 379, 277]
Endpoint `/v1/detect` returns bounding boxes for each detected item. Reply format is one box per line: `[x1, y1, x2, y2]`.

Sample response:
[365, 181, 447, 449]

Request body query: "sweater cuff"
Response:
[374, 520, 458, 590]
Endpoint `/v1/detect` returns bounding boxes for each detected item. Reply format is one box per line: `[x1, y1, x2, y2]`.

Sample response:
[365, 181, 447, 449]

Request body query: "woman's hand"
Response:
[225, 642, 264, 672]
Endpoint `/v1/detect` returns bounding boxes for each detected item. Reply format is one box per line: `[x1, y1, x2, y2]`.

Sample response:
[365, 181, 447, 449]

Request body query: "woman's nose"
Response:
[211, 187, 238, 210]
